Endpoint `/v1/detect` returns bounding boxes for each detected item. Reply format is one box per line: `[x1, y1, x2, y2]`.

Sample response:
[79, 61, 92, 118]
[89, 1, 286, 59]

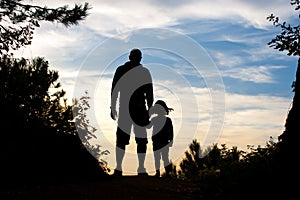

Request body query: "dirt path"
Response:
[1, 176, 205, 200]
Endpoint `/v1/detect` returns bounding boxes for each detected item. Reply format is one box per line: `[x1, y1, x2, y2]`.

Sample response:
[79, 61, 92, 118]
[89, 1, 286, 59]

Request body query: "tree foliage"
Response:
[0, 56, 109, 183]
[178, 139, 205, 179]
[266, 0, 300, 56]
[177, 138, 286, 199]
[267, 0, 300, 156]
[0, 0, 111, 183]
[0, 55, 70, 131]
[0, 0, 109, 183]
[178, 140, 244, 181]
[0, 0, 91, 54]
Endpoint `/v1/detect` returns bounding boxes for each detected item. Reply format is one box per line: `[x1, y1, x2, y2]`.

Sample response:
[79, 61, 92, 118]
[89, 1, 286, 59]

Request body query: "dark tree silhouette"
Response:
[0, 56, 108, 184]
[178, 139, 206, 179]
[0, 0, 109, 184]
[0, 0, 91, 54]
[177, 138, 287, 199]
[267, 0, 300, 158]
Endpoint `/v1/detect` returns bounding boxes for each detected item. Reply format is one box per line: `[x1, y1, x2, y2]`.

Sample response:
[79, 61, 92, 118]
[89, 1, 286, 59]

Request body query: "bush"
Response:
[0, 56, 109, 184]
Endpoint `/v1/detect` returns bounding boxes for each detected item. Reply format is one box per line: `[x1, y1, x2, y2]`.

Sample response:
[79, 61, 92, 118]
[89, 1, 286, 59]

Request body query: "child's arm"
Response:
[167, 117, 174, 146]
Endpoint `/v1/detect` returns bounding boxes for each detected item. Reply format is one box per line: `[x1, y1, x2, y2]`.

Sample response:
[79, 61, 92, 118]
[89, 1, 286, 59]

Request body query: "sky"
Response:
[16, 0, 299, 175]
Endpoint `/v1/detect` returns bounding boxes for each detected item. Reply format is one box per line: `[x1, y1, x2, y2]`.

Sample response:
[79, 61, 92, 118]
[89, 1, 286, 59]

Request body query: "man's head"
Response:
[129, 48, 142, 64]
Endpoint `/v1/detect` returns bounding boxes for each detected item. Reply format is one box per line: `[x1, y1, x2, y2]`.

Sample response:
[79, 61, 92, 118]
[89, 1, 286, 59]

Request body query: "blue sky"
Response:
[16, 0, 299, 174]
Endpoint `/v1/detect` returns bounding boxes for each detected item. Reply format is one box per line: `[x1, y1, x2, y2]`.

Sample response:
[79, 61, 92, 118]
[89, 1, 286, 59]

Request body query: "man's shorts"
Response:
[116, 106, 149, 147]
[116, 125, 147, 147]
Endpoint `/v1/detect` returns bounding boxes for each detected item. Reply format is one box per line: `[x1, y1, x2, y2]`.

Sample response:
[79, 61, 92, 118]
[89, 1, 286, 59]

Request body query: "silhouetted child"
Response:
[148, 100, 174, 177]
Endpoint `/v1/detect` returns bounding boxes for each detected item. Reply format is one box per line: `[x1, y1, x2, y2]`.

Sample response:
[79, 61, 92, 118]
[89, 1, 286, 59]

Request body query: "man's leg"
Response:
[134, 123, 148, 175]
[115, 144, 125, 172]
[137, 142, 147, 174]
[114, 126, 130, 176]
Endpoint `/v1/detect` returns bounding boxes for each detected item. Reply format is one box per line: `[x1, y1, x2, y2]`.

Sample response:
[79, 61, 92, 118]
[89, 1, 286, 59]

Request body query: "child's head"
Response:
[150, 100, 173, 116]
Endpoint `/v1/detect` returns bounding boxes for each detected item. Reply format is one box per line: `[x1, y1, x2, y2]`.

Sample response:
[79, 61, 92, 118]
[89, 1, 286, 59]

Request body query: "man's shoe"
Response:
[154, 170, 160, 177]
[138, 172, 149, 177]
[112, 169, 122, 177]
[137, 167, 148, 176]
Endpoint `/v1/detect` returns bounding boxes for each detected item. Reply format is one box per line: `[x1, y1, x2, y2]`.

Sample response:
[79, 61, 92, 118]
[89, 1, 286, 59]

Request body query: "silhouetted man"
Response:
[110, 49, 153, 176]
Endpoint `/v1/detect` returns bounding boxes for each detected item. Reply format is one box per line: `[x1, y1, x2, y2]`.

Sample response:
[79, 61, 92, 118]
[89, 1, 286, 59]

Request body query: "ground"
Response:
[0, 176, 205, 200]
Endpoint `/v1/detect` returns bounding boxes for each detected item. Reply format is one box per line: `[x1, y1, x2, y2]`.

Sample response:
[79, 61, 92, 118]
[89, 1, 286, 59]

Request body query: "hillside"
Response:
[0, 176, 204, 200]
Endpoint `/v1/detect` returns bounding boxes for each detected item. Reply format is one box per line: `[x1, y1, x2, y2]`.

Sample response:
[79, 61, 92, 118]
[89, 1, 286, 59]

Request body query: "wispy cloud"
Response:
[83, 0, 293, 36]
[221, 65, 287, 83]
[25, 0, 292, 43]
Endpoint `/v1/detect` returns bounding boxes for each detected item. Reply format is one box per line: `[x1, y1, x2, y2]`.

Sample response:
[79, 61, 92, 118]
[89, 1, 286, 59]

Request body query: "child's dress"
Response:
[149, 112, 174, 177]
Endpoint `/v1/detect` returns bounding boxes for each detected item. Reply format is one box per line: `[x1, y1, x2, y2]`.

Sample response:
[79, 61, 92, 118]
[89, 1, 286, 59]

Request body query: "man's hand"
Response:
[110, 107, 117, 120]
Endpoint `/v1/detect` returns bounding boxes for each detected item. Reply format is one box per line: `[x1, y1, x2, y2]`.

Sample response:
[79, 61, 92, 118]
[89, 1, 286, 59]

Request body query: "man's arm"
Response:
[168, 118, 174, 146]
[110, 68, 119, 120]
[145, 69, 154, 110]
[170, 119, 174, 141]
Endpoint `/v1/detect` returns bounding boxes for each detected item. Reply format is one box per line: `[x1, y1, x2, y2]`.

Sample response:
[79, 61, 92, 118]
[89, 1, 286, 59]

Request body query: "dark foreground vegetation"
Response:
[0, 56, 109, 184]
[0, 0, 299, 199]
[0, 0, 108, 185]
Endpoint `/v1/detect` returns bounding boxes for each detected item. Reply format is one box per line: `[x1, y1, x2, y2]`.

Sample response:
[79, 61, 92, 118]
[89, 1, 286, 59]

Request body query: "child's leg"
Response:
[154, 150, 161, 171]
[161, 147, 170, 167]
[162, 147, 171, 176]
